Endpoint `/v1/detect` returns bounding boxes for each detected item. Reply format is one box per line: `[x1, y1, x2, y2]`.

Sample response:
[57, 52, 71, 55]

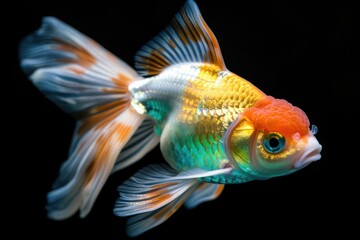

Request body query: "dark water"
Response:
[6, 0, 355, 239]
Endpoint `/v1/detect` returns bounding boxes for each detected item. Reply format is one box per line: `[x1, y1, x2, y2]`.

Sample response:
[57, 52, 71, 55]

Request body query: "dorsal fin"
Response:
[135, 0, 226, 77]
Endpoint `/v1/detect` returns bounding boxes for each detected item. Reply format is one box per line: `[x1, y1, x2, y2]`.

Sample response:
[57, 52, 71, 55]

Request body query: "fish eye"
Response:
[262, 132, 285, 154]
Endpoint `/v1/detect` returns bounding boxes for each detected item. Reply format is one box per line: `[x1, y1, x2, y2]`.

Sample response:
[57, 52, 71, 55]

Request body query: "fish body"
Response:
[130, 63, 264, 183]
[19, 0, 322, 236]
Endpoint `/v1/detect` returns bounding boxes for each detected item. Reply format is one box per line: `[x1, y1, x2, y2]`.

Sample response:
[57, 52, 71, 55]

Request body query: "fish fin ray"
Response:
[126, 184, 197, 237]
[20, 17, 150, 219]
[114, 163, 232, 235]
[19, 16, 139, 117]
[112, 118, 160, 173]
[135, 0, 226, 77]
[48, 109, 145, 219]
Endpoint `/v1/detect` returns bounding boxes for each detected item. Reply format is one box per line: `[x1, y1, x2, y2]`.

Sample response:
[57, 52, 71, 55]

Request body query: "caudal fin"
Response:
[19, 17, 158, 219]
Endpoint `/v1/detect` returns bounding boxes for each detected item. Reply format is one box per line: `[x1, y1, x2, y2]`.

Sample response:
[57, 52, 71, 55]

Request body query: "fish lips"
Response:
[294, 135, 322, 169]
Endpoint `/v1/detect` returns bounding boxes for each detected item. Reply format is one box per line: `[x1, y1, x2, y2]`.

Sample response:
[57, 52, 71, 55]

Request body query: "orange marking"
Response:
[168, 38, 176, 49]
[214, 184, 224, 196]
[150, 50, 170, 65]
[144, 58, 167, 70]
[112, 73, 133, 89]
[142, 49, 171, 75]
[143, 189, 168, 199]
[53, 39, 96, 67]
[101, 88, 125, 94]
[244, 96, 310, 138]
[139, 56, 166, 73]
[151, 193, 173, 220]
[93, 103, 128, 131]
[179, 31, 189, 45]
[83, 121, 133, 185]
[182, 10, 201, 43]
[199, 17, 225, 69]
[200, 18, 218, 48]
[203, 52, 208, 62]
[76, 100, 112, 118]
[146, 69, 162, 75]
[84, 134, 111, 185]
[172, 20, 189, 45]
[76, 99, 129, 134]
[67, 66, 85, 75]
[157, 193, 172, 202]
[113, 122, 133, 142]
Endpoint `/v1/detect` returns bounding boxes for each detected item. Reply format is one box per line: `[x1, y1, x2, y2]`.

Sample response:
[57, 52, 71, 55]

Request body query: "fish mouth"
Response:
[294, 135, 322, 169]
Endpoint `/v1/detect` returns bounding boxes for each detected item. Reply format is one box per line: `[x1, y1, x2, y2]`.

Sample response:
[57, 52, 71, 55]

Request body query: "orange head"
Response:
[225, 96, 322, 179]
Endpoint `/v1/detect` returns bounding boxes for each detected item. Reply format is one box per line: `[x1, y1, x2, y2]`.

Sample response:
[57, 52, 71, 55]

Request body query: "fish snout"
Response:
[294, 136, 322, 169]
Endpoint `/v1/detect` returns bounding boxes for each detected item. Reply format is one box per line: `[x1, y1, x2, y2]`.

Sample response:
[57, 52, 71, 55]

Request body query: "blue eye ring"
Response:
[262, 132, 285, 154]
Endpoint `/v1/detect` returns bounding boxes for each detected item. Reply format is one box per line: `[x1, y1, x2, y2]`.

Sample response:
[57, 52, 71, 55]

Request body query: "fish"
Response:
[19, 0, 322, 236]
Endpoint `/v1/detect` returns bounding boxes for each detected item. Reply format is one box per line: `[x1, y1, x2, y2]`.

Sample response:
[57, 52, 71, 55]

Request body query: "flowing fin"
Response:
[49, 109, 144, 219]
[126, 184, 197, 237]
[20, 16, 138, 115]
[114, 163, 232, 236]
[135, 0, 226, 77]
[19, 17, 152, 219]
[185, 183, 224, 209]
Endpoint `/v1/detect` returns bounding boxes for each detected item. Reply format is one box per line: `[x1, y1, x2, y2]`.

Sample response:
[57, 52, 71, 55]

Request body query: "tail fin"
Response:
[19, 17, 158, 219]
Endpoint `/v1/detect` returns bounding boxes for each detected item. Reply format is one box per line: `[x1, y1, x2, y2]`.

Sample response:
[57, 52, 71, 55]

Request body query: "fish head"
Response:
[224, 96, 322, 179]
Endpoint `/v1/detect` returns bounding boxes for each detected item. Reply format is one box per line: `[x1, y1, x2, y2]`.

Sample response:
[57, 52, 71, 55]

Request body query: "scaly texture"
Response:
[154, 63, 265, 182]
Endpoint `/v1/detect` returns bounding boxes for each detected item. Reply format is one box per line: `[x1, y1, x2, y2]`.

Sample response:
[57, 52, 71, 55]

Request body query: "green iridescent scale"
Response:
[168, 127, 225, 170]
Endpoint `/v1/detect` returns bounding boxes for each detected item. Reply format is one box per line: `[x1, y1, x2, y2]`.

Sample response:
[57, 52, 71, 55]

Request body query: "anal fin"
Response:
[114, 163, 232, 236]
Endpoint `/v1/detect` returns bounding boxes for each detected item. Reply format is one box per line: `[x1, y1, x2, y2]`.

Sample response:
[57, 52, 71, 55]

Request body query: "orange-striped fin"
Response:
[114, 164, 232, 236]
[20, 17, 138, 117]
[112, 118, 160, 173]
[48, 109, 144, 219]
[19, 17, 157, 219]
[134, 0, 226, 77]
[126, 184, 197, 237]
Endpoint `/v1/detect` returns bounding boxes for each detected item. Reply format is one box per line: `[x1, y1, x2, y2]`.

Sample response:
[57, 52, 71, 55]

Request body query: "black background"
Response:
[6, 0, 357, 239]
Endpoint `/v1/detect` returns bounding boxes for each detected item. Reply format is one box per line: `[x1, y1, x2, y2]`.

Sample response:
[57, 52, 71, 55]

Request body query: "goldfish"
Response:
[19, 0, 322, 236]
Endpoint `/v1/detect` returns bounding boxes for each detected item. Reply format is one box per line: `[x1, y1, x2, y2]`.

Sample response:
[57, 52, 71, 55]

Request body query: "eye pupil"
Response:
[269, 137, 279, 148]
[263, 132, 285, 154]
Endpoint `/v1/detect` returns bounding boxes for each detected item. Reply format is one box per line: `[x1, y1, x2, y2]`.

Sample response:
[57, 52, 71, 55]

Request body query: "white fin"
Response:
[114, 163, 232, 236]
[20, 17, 138, 115]
[19, 17, 155, 219]
[48, 109, 144, 219]
[126, 184, 197, 237]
